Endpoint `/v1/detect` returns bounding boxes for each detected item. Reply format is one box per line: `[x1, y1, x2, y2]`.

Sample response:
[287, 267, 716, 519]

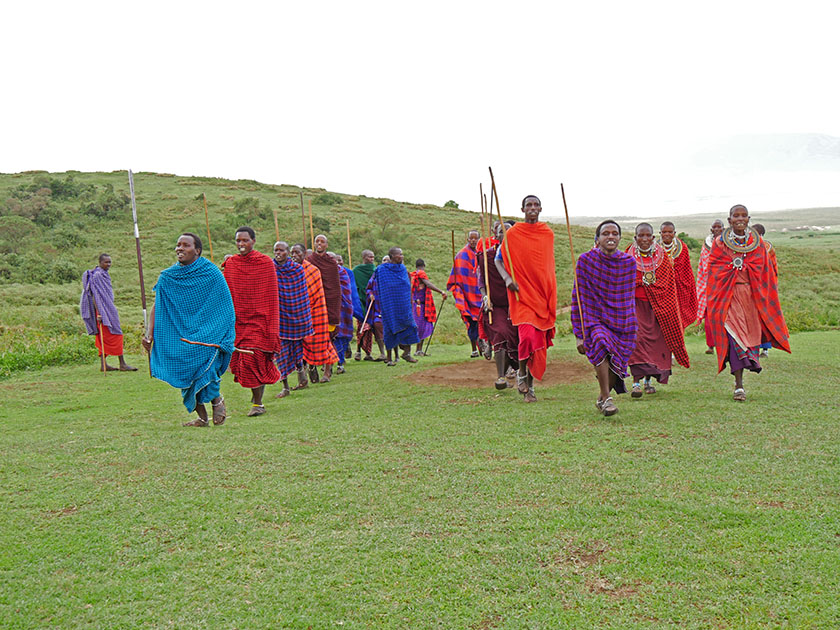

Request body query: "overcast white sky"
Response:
[2, 0, 838, 218]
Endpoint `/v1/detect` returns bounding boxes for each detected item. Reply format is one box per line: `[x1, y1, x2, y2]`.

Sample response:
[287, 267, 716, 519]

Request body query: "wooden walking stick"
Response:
[479, 183, 492, 325]
[451, 230, 456, 267]
[423, 294, 447, 355]
[488, 166, 518, 302]
[180, 338, 255, 354]
[561, 183, 586, 342]
[346, 219, 352, 267]
[300, 192, 307, 246]
[128, 170, 151, 376]
[202, 193, 215, 263]
[273, 208, 280, 244]
[308, 198, 315, 250]
[89, 290, 107, 373]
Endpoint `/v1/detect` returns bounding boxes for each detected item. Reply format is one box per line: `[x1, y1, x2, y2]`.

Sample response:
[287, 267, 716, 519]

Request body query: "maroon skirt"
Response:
[629, 299, 671, 383]
[482, 306, 519, 361]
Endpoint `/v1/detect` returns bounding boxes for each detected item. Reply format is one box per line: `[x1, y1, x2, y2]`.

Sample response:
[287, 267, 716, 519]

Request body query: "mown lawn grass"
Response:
[1, 332, 838, 628]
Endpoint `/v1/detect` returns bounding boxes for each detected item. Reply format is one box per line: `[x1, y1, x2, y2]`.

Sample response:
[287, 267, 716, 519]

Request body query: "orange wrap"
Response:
[503, 222, 557, 330]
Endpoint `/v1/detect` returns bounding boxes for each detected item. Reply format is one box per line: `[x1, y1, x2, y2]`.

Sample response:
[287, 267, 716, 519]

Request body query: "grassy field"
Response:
[1, 171, 838, 381]
[1, 332, 839, 628]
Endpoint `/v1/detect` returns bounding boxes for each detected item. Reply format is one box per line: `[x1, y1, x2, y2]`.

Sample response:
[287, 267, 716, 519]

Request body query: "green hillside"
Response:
[1, 171, 838, 378]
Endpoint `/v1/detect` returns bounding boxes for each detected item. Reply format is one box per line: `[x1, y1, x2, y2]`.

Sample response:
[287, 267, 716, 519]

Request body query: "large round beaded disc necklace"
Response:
[722, 226, 761, 270]
[630, 241, 664, 285]
[660, 238, 683, 259]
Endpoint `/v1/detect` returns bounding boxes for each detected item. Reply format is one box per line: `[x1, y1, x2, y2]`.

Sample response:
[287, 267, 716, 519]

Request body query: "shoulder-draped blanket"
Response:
[476, 246, 509, 308]
[301, 260, 338, 365]
[80, 267, 122, 335]
[571, 249, 637, 376]
[343, 265, 365, 320]
[151, 256, 235, 398]
[662, 239, 698, 329]
[373, 263, 419, 349]
[353, 263, 375, 306]
[223, 250, 283, 353]
[696, 239, 712, 320]
[626, 242, 689, 368]
[409, 270, 437, 322]
[501, 222, 557, 331]
[447, 245, 482, 322]
[275, 258, 313, 340]
[706, 234, 790, 373]
[306, 252, 341, 326]
[336, 266, 354, 339]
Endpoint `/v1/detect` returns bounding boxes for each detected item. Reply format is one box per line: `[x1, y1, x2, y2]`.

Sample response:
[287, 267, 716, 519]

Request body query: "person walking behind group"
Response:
[494, 196, 556, 403]
[571, 220, 637, 417]
[626, 223, 690, 397]
[477, 221, 519, 390]
[752, 223, 778, 357]
[447, 230, 483, 357]
[706, 205, 790, 402]
[80, 253, 136, 372]
[331, 252, 355, 374]
[291, 243, 339, 385]
[272, 241, 313, 399]
[409, 258, 447, 356]
[697, 219, 725, 353]
[658, 221, 697, 329]
[223, 227, 283, 417]
[370, 247, 420, 366]
[142, 233, 234, 427]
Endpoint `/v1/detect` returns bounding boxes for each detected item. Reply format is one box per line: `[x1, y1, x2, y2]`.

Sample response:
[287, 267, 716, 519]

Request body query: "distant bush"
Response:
[444, 200, 459, 209]
[80, 184, 130, 219]
[312, 216, 331, 234]
[679, 232, 701, 251]
[314, 192, 343, 206]
[52, 223, 87, 249]
[0, 216, 38, 254]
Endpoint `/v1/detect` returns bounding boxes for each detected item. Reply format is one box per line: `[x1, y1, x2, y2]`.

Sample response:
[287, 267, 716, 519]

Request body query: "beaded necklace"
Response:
[721, 226, 760, 270]
[629, 241, 664, 285]
[659, 238, 683, 259]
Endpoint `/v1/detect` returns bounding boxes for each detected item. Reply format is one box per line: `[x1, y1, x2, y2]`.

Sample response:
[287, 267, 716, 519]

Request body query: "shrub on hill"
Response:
[314, 192, 343, 206]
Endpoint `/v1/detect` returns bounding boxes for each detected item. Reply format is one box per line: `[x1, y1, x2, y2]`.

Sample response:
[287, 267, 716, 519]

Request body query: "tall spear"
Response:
[202, 193, 215, 263]
[300, 192, 307, 246]
[561, 183, 586, 342]
[488, 166, 518, 302]
[273, 208, 280, 244]
[128, 170, 150, 375]
[346, 219, 352, 267]
[308, 198, 315, 250]
[479, 183, 492, 324]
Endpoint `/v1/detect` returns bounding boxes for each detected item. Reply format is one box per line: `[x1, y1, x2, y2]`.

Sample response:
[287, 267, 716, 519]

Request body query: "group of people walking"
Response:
[80, 198, 790, 425]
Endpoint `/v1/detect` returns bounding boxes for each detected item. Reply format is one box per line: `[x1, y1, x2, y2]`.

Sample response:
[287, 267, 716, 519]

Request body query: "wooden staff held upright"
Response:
[300, 192, 307, 246]
[562, 183, 586, 342]
[479, 183, 492, 325]
[203, 193, 215, 263]
[488, 166, 518, 302]
[308, 199, 315, 250]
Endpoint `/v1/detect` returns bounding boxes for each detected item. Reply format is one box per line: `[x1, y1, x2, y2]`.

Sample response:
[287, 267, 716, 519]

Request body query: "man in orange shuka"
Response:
[494, 195, 556, 403]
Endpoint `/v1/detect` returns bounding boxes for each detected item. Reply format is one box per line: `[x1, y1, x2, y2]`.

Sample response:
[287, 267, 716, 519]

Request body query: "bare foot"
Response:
[120, 364, 138, 371]
[183, 418, 209, 427]
[212, 398, 226, 425]
[103, 364, 119, 372]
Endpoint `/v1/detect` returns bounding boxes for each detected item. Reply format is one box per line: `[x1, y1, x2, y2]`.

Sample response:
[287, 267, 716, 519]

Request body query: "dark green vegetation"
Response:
[1, 333, 838, 627]
[0, 171, 838, 381]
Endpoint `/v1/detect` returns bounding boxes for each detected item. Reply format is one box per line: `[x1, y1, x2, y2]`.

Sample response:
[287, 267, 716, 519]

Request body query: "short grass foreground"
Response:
[1, 333, 839, 628]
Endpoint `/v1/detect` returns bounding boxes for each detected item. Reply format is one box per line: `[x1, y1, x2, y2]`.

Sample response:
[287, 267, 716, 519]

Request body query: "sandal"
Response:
[470, 350, 480, 358]
[385, 360, 397, 367]
[336, 365, 345, 374]
[596, 398, 604, 411]
[414, 351, 425, 357]
[705, 347, 714, 355]
[308, 366, 320, 383]
[733, 388, 746, 402]
[275, 388, 291, 399]
[401, 353, 418, 363]
[631, 383, 643, 398]
[644, 383, 657, 395]
[246, 404, 266, 417]
[183, 417, 209, 427]
[523, 388, 537, 403]
[494, 377, 507, 390]
[211, 397, 226, 425]
[601, 396, 618, 416]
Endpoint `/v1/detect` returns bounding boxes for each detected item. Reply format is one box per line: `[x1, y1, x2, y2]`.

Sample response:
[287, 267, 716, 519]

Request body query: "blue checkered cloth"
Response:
[373, 263, 419, 350]
[150, 256, 235, 412]
[343, 265, 365, 320]
[275, 259, 314, 340]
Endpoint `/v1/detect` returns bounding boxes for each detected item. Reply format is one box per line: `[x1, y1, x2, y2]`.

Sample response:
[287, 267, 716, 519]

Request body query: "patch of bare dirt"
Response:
[404, 357, 591, 389]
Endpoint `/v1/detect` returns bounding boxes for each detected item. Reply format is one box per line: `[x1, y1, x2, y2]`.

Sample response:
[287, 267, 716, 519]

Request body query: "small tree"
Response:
[443, 200, 459, 209]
